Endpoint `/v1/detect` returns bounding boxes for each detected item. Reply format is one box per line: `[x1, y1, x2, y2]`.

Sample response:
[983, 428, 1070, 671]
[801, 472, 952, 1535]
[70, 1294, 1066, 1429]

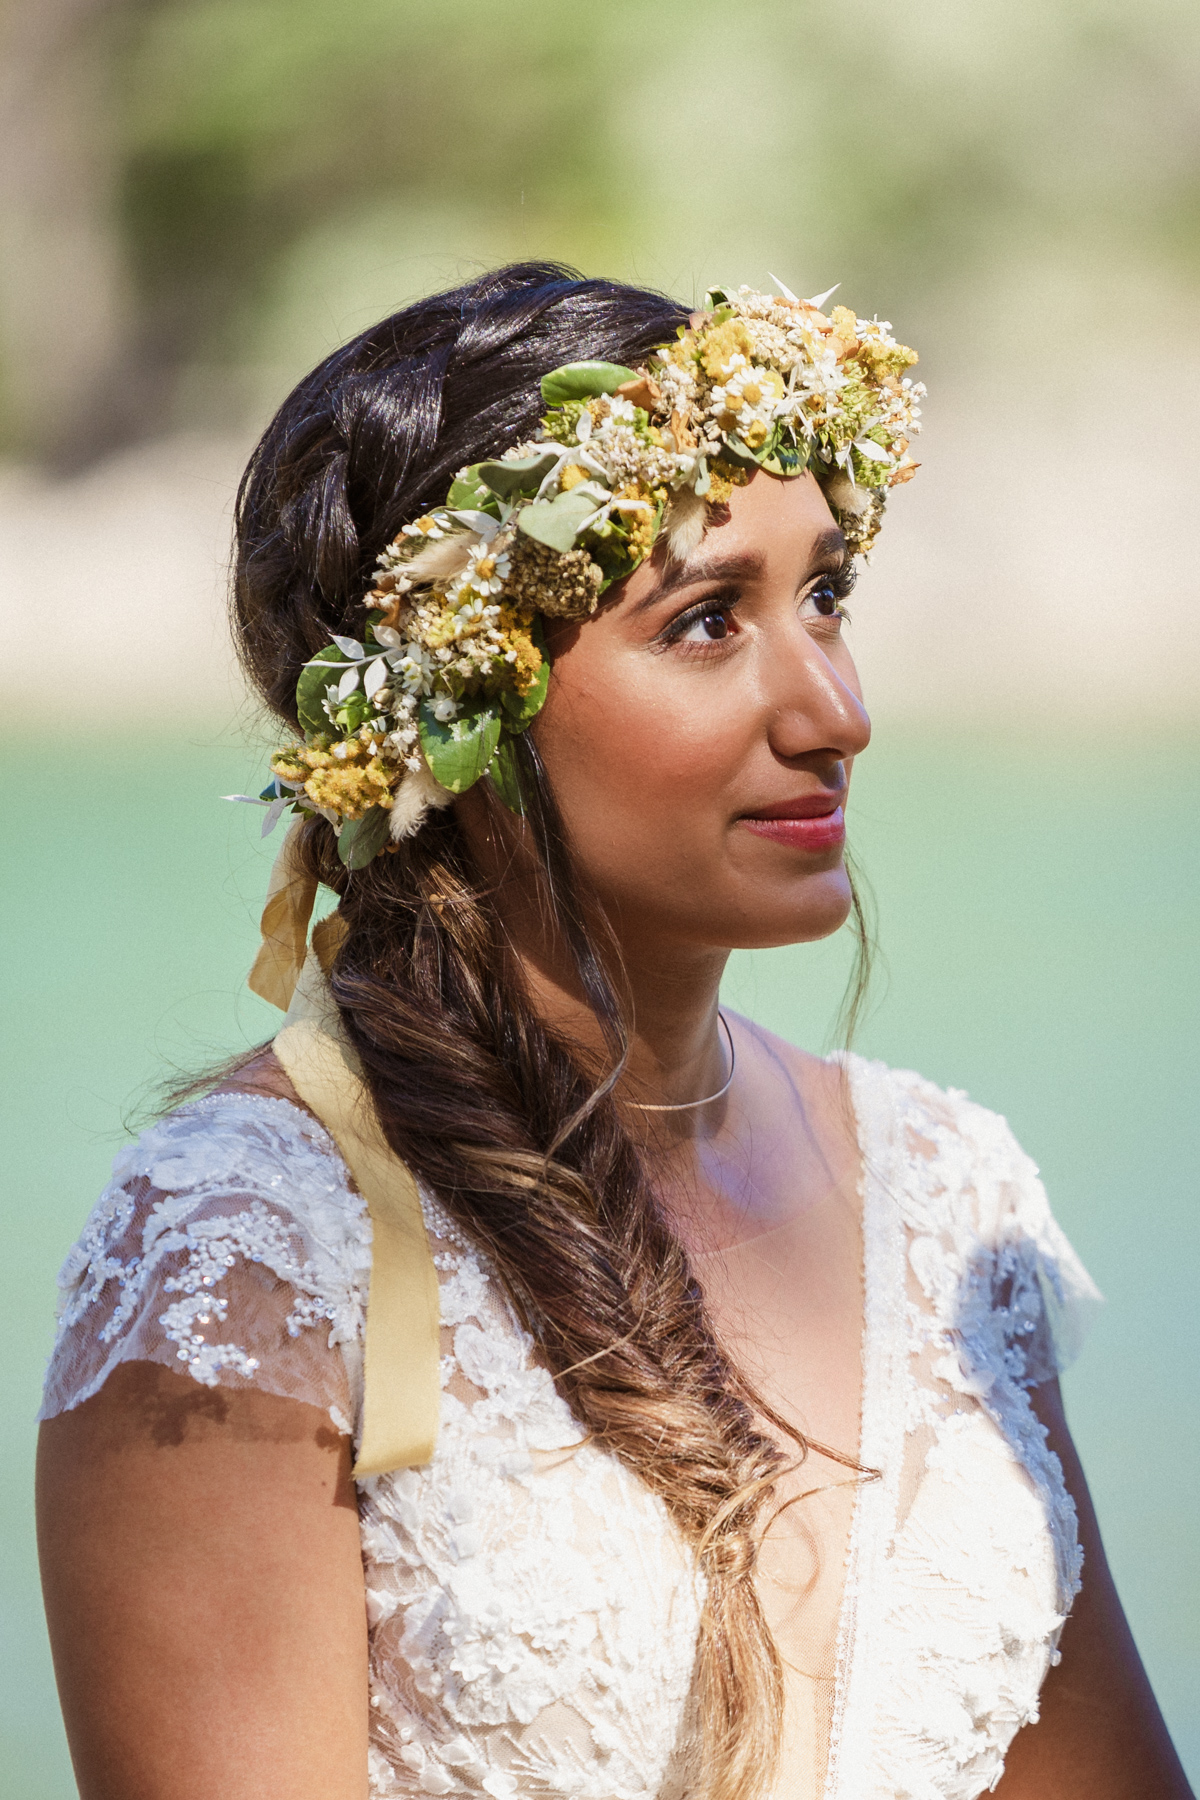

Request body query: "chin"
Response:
[738, 869, 854, 950]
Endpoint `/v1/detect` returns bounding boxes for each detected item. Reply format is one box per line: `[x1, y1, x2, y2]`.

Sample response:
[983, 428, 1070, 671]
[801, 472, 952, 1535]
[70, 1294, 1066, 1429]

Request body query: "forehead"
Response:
[704, 468, 839, 546]
[618, 471, 844, 613]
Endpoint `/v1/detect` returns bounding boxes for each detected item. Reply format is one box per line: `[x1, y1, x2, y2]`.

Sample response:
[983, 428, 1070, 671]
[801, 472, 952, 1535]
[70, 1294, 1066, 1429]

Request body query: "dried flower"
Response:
[261, 283, 923, 862]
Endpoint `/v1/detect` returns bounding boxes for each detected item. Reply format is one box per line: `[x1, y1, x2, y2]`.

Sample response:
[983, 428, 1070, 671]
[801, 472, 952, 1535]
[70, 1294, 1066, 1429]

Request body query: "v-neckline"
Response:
[820, 1052, 909, 1800]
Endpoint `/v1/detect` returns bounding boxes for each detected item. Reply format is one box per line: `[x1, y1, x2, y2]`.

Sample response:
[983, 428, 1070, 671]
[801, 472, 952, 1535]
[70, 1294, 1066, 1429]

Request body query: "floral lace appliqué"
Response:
[42, 1070, 1099, 1800]
[825, 1059, 1101, 1800]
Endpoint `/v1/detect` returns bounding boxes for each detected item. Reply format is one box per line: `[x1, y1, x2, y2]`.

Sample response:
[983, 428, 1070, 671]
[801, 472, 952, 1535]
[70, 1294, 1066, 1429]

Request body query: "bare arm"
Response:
[994, 1377, 1193, 1800]
[37, 1360, 369, 1800]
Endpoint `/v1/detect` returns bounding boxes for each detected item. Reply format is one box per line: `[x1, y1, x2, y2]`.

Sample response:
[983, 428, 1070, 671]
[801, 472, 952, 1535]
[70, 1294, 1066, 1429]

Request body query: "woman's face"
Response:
[531, 469, 871, 957]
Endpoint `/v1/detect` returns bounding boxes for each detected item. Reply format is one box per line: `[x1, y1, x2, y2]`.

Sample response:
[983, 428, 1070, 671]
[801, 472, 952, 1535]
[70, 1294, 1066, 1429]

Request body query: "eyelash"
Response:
[659, 561, 857, 648]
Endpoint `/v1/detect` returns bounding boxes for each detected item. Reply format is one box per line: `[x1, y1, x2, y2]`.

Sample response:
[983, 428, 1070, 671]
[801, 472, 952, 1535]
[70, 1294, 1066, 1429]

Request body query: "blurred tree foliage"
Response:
[1, 0, 1197, 466]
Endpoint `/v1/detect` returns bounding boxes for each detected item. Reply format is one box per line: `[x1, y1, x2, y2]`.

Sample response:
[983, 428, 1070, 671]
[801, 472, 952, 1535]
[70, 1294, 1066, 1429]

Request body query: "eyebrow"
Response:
[629, 526, 848, 616]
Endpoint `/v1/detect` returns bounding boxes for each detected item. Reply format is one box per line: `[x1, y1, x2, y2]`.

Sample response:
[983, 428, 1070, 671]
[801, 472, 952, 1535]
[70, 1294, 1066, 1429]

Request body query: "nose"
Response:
[762, 619, 871, 767]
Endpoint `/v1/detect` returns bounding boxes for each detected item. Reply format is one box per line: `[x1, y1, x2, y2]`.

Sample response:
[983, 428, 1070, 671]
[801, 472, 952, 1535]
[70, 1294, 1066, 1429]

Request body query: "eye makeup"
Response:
[655, 555, 856, 651]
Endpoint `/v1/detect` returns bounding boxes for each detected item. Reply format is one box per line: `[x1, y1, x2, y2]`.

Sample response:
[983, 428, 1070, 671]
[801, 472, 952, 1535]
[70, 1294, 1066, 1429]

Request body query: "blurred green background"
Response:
[1, 0, 1197, 1793]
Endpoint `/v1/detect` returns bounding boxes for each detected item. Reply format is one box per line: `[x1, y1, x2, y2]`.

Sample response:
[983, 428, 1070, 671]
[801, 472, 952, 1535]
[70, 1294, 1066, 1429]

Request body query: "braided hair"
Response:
[235, 262, 802, 1800]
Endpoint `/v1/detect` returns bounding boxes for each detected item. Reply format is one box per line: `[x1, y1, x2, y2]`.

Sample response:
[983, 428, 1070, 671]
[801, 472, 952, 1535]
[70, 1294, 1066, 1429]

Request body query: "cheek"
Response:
[535, 648, 740, 836]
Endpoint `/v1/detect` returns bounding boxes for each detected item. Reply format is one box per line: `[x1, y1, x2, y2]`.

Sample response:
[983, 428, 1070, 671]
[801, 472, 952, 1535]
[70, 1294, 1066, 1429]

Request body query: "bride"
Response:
[36, 264, 1192, 1799]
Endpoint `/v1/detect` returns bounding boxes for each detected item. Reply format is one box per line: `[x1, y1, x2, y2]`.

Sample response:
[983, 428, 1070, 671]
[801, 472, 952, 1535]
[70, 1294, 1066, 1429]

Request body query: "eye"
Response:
[680, 604, 734, 642]
[799, 562, 856, 623]
[659, 590, 742, 648]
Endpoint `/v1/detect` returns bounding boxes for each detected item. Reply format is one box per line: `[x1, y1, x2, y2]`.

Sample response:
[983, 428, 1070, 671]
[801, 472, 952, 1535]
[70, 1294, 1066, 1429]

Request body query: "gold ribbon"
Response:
[249, 831, 441, 1475]
[248, 820, 319, 1012]
[274, 977, 441, 1477]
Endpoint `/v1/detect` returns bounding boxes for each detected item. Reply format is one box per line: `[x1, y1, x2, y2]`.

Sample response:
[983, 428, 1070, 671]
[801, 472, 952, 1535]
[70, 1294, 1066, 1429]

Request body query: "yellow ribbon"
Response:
[249, 828, 441, 1475]
[248, 820, 319, 1012]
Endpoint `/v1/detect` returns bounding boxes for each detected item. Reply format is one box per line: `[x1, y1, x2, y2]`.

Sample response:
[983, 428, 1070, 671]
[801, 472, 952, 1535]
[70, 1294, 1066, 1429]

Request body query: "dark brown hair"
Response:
[234, 262, 864, 1799]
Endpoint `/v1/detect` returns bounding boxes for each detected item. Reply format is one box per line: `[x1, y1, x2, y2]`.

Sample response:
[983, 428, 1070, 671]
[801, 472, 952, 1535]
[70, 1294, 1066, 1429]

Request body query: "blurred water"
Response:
[2, 723, 1197, 1793]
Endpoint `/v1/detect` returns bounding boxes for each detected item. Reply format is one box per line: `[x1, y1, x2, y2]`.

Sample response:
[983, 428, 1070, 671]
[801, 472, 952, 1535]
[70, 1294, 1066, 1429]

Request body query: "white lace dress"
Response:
[40, 1054, 1101, 1800]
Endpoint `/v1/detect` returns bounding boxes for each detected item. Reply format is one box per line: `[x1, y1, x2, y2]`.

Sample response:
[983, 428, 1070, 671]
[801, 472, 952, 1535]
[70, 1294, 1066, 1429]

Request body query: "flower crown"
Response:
[235, 282, 922, 867]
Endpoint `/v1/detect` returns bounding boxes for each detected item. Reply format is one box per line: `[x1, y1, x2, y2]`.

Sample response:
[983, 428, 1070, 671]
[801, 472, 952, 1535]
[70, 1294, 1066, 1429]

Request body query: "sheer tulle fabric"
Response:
[41, 1057, 1100, 1800]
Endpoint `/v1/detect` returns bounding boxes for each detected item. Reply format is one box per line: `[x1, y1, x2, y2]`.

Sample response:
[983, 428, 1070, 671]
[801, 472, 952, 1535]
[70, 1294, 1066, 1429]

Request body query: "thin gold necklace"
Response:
[627, 1013, 736, 1113]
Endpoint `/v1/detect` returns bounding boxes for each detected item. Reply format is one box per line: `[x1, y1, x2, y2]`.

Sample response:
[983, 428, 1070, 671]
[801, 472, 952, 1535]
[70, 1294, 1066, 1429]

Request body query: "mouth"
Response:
[737, 798, 846, 852]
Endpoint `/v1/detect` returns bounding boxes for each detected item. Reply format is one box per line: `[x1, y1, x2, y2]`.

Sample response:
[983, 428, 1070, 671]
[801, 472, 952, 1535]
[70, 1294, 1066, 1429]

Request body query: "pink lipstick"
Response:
[739, 803, 846, 852]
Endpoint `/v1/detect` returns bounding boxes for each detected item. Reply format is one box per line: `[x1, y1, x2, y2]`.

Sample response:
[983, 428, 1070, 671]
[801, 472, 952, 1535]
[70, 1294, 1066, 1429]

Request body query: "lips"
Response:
[738, 802, 846, 852]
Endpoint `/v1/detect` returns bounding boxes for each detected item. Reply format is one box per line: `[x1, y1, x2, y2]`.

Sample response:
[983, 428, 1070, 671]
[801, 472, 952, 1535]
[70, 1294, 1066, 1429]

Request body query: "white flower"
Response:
[396, 645, 438, 694]
[449, 541, 512, 602]
[451, 597, 489, 635]
[401, 514, 447, 541]
[431, 694, 459, 723]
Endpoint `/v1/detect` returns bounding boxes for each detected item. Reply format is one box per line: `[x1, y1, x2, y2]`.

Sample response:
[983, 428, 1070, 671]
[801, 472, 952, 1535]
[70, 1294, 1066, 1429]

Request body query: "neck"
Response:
[456, 792, 731, 1129]
[527, 926, 732, 1121]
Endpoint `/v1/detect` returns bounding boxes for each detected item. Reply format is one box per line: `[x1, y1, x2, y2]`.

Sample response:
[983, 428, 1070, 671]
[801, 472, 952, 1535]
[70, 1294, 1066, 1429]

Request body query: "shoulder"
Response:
[841, 1052, 1103, 1373]
[725, 1009, 853, 1143]
[83, 1072, 370, 1285]
[42, 1073, 372, 1425]
[110, 1084, 359, 1231]
[727, 1010, 845, 1098]
[839, 1051, 1049, 1243]
[843, 1054, 1041, 1194]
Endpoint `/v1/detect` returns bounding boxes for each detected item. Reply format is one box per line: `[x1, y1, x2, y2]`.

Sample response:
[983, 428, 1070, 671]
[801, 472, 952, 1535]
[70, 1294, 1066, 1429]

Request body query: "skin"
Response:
[37, 470, 1192, 1798]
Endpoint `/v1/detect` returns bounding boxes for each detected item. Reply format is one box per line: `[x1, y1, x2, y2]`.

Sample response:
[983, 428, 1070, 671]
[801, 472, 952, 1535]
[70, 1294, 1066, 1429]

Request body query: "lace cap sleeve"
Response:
[888, 1068, 1104, 1387]
[39, 1094, 372, 1437]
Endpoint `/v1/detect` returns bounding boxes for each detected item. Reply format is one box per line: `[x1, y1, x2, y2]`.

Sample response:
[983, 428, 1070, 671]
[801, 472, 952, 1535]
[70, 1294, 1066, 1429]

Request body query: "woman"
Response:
[36, 264, 1191, 1800]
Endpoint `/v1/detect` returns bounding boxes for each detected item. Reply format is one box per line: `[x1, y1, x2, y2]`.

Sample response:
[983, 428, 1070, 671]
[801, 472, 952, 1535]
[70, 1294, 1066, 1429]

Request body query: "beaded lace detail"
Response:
[824, 1057, 1101, 1800]
[39, 1095, 371, 1435]
[41, 1059, 1099, 1800]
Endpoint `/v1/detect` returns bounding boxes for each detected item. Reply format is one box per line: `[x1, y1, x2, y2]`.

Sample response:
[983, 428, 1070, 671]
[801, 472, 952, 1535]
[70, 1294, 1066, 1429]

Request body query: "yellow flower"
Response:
[559, 463, 589, 491]
[270, 752, 309, 784]
[854, 336, 919, 379]
[699, 318, 754, 381]
[829, 305, 861, 361]
[615, 482, 661, 560]
[418, 596, 461, 650]
[738, 369, 784, 409]
[272, 734, 402, 822]
[496, 605, 544, 694]
[303, 751, 400, 820]
[706, 463, 750, 507]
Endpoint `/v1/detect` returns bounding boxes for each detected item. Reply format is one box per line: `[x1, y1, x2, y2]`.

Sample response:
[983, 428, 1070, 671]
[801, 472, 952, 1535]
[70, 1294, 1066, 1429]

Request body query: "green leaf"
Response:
[762, 439, 807, 478]
[476, 451, 561, 500]
[499, 650, 549, 732]
[418, 700, 503, 794]
[296, 643, 353, 736]
[539, 361, 637, 405]
[591, 537, 641, 590]
[517, 486, 601, 554]
[337, 806, 391, 869]
[487, 736, 526, 815]
[446, 466, 501, 514]
[714, 433, 762, 471]
[334, 690, 374, 732]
